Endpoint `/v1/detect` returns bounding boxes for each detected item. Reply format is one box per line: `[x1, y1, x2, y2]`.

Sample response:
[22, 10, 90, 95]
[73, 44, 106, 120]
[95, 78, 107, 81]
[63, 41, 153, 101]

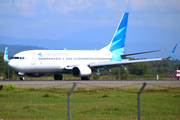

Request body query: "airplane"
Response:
[3, 12, 177, 80]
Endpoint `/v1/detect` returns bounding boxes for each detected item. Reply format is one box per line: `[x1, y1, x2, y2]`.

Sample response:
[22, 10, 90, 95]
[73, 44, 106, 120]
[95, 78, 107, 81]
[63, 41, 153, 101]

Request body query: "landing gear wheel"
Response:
[20, 76, 25, 81]
[54, 74, 63, 80]
[81, 77, 86, 80]
[58, 74, 63, 80]
[81, 76, 90, 80]
[54, 75, 57, 80]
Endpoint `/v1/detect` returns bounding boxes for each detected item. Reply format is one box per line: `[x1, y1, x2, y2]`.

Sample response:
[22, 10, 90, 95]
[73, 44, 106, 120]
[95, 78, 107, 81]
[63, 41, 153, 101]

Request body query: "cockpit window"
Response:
[12, 57, 25, 59]
[14, 57, 19, 59]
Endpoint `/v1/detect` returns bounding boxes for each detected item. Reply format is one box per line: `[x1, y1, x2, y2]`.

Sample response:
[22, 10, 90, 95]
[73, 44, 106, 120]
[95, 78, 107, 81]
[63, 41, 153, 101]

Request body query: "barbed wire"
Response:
[5, 81, 180, 89]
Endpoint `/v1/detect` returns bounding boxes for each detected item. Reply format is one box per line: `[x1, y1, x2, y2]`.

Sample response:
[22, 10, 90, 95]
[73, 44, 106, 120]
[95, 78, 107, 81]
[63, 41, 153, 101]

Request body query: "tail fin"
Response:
[4, 46, 9, 62]
[110, 12, 129, 61]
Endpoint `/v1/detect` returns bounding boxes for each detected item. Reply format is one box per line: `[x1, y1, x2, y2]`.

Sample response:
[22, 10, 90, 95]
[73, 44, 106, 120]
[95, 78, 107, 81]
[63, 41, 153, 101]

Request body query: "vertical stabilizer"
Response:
[110, 12, 129, 61]
[4, 46, 9, 62]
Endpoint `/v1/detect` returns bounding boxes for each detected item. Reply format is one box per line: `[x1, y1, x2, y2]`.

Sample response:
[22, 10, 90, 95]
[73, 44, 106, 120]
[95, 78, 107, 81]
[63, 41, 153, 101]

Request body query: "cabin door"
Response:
[31, 56, 36, 65]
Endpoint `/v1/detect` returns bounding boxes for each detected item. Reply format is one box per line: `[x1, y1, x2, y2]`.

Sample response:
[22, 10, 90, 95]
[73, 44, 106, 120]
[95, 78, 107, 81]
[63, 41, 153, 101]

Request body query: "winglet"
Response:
[165, 44, 177, 59]
[4, 46, 9, 62]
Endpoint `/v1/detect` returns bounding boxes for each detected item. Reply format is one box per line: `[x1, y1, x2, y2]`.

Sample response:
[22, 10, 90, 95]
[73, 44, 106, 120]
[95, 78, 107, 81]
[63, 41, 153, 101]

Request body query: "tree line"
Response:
[0, 53, 14, 79]
[100, 58, 180, 78]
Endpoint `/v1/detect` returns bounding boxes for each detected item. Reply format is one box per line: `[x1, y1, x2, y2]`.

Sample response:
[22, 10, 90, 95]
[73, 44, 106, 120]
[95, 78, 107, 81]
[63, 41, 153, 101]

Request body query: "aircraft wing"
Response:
[121, 49, 162, 57]
[90, 44, 177, 69]
[89, 58, 162, 68]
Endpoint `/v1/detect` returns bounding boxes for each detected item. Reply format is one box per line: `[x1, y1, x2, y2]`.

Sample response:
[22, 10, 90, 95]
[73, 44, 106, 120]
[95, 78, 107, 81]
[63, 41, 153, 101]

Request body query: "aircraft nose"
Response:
[8, 60, 16, 70]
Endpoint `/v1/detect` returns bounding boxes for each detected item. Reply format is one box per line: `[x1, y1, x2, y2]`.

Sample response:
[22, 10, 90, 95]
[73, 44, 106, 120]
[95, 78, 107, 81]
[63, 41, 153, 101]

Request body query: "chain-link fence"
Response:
[0, 81, 180, 119]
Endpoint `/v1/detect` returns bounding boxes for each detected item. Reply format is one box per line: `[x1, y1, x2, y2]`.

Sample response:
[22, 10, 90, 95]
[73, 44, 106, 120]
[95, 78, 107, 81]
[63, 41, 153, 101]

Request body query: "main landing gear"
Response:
[54, 73, 63, 80]
[81, 76, 90, 80]
[20, 76, 25, 81]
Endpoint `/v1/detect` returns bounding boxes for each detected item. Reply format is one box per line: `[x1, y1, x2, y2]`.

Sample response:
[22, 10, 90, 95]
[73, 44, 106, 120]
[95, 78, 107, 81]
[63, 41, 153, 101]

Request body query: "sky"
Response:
[0, 0, 180, 58]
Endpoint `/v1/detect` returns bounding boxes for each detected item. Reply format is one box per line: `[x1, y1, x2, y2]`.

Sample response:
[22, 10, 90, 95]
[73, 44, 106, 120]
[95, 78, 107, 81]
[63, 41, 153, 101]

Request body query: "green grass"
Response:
[0, 85, 180, 119]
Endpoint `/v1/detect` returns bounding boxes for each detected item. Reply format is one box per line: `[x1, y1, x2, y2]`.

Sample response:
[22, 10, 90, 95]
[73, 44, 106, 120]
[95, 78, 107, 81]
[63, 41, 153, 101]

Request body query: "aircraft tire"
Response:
[54, 75, 58, 80]
[81, 77, 86, 80]
[58, 74, 63, 80]
[20, 76, 25, 81]
[86, 76, 90, 80]
[81, 76, 90, 80]
[54, 74, 63, 80]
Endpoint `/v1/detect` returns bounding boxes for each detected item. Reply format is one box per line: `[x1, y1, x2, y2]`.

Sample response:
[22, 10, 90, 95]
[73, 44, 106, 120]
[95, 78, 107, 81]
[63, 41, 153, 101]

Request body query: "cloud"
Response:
[1, 0, 126, 19]
[45, 0, 92, 15]
[0, 0, 38, 17]
[128, 0, 180, 13]
[0, 0, 180, 39]
[2, 0, 180, 18]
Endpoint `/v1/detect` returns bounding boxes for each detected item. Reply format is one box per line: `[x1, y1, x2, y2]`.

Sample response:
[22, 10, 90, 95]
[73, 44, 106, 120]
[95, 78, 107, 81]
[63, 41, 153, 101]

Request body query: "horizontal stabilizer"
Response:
[121, 49, 162, 57]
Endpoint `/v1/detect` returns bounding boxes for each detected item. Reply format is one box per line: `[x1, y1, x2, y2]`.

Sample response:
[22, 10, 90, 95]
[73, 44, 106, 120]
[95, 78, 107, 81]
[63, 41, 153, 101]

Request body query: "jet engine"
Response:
[71, 66, 92, 77]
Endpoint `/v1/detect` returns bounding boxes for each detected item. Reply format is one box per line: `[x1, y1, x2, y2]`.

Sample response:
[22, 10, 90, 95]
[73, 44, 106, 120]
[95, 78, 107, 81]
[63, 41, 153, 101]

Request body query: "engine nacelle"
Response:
[71, 66, 92, 77]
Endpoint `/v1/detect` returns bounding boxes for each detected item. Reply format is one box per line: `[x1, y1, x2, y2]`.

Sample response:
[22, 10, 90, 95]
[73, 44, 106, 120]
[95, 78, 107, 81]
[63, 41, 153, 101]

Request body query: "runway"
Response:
[0, 80, 180, 88]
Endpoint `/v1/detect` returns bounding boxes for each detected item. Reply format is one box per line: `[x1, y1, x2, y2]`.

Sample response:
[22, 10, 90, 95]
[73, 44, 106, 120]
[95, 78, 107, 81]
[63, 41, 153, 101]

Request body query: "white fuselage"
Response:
[8, 50, 112, 73]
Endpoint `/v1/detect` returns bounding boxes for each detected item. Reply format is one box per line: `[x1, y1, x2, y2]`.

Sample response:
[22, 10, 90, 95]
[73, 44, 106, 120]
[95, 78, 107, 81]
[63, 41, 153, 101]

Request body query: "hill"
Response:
[0, 26, 179, 59]
[0, 44, 48, 56]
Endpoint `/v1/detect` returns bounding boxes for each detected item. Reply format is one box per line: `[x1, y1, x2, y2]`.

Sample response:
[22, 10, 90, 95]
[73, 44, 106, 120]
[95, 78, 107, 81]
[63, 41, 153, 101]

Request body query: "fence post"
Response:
[137, 82, 146, 120]
[68, 83, 77, 120]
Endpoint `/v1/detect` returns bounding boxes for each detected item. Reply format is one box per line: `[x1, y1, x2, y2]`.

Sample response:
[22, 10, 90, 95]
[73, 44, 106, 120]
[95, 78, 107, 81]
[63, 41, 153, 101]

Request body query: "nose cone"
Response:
[8, 60, 16, 71]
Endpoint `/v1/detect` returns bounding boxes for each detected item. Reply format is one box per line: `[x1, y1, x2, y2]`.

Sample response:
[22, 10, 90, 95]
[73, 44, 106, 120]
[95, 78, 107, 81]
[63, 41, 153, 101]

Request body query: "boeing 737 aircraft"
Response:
[4, 12, 177, 80]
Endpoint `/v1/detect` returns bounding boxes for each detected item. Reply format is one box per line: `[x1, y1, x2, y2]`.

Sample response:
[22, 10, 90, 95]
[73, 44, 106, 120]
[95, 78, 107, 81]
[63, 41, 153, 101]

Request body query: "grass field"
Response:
[0, 84, 180, 120]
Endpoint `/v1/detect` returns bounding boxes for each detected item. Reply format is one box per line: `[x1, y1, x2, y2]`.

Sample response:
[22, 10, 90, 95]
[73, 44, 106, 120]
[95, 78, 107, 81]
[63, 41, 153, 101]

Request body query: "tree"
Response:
[101, 67, 128, 76]
[5, 63, 14, 79]
[0, 53, 6, 76]
[163, 67, 170, 73]
[157, 68, 164, 74]
[178, 66, 180, 70]
[128, 62, 150, 75]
